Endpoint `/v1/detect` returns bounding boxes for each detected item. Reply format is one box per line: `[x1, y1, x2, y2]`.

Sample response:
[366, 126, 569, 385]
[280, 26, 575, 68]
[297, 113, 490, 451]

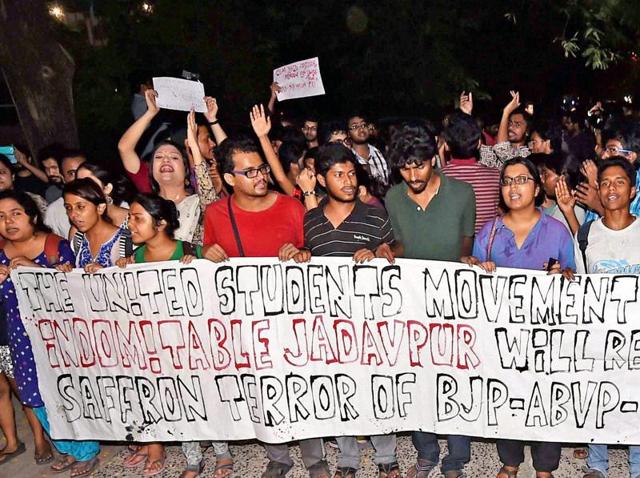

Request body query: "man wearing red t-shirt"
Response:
[203, 137, 328, 478]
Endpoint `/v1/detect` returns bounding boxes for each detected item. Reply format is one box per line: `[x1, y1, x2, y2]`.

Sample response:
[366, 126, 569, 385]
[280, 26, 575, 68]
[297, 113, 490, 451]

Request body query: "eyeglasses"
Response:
[500, 175, 535, 187]
[232, 164, 271, 178]
[349, 123, 368, 131]
[605, 146, 633, 155]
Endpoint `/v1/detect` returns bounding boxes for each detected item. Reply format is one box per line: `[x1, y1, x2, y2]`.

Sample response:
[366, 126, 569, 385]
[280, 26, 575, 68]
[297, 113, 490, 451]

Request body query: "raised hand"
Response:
[270, 82, 281, 99]
[203, 96, 218, 123]
[144, 89, 160, 116]
[580, 159, 598, 188]
[186, 109, 199, 151]
[250, 104, 271, 137]
[504, 90, 520, 114]
[459, 91, 473, 115]
[555, 176, 576, 213]
[296, 167, 317, 193]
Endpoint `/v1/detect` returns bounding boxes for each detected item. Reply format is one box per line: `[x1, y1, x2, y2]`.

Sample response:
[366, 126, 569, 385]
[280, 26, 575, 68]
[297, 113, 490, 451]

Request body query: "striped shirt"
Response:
[304, 199, 394, 257]
[352, 144, 390, 185]
[440, 159, 501, 234]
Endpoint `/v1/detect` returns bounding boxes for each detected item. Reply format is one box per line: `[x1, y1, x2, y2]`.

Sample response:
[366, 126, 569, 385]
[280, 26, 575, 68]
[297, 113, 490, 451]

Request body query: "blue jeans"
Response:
[588, 444, 640, 477]
[33, 407, 100, 461]
[412, 432, 470, 473]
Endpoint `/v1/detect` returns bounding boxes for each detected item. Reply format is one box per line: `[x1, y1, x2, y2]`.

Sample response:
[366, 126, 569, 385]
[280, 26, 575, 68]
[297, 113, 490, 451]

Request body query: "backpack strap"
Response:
[119, 228, 133, 258]
[182, 241, 194, 257]
[72, 231, 84, 254]
[577, 220, 594, 273]
[486, 218, 499, 262]
[44, 234, 63, 266]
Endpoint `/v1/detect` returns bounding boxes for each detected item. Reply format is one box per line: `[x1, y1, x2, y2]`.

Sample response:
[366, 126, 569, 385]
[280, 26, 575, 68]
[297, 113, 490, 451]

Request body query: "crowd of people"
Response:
[0, 79, 638, 478]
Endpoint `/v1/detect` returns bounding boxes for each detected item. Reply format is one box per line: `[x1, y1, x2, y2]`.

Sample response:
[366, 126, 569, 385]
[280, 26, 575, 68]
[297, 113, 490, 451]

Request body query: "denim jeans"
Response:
[411, 432, 470, 473]
[588, 444, 640, 477]
[497, 439, 561, 473]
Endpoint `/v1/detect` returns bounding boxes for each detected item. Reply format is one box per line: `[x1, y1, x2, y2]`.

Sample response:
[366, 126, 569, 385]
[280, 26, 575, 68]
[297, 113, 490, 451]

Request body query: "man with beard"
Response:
[38, 143, 66, 203]
[202, 137, 328, 478]
[466, 91, 532, 169]
[302, 115, 320, 149]
[348, 114, 390, 186]
[384, 123, 475, 478]
[303, 143, 398, 478]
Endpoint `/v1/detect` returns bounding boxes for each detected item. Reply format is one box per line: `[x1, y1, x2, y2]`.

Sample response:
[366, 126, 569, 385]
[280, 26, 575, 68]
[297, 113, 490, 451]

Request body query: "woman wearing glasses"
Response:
[462, 156, 575, 478]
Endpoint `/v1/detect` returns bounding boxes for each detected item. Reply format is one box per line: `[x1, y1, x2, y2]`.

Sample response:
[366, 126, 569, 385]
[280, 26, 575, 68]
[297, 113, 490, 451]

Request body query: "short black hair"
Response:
[531, 118, 563, 153]
[77, 162, 132, 206]
[500, 156, 545, 208]
[132, 193, 180, 240]
[387, 122, 437, 169]
[509, 108, 533, 133]
[315, 143, 357, 178]
[302, 115, 319, 124]
[61, 148, 87, 161]
[280, 126, 307, 150]
[531, 152, 585, 190]
[0, 155, 14, 173]
[37, 142, 66, 169]
[598, 156, 637, 186]
[0, 190, 50, 233]
[348, 113, 369, 124]
[443, 111, 481, 158]
[606, 121, 640, 154]
[63, 177, 107, 208]
[217, 136, 261, 175]
[278, 141, 305, 175]
[319, 120, 347, 145]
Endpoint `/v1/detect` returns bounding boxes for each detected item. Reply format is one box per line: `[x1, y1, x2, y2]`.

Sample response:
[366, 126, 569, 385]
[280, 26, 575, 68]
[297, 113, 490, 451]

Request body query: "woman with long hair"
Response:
[0, 190, 101, 476]
[462, 157, 575, 478]
[117, 193, 233, 478]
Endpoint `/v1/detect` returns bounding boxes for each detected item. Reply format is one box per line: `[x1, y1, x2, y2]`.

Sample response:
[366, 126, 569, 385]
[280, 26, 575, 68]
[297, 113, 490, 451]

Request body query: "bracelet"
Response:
[208, 120, 219, 126]
[302, 190, 317, 197]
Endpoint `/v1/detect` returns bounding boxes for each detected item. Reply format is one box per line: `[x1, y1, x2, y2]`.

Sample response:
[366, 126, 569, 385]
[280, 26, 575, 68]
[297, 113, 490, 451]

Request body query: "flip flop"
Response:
[143, 454, 166, 478]
[214, 459, 233, 478]
[35, 450, 54, 465]
[51, 454, 77, 473]
[70, 457, 100, 478]
[123, 449, 148, 468]
[0, 442, 26, 465]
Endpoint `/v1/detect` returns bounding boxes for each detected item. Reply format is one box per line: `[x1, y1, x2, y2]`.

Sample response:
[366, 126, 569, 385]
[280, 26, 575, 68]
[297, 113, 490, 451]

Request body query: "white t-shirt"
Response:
[574, 218, 640, 274]
[175, 194, 201, 243]
[44, 196, 71, 239]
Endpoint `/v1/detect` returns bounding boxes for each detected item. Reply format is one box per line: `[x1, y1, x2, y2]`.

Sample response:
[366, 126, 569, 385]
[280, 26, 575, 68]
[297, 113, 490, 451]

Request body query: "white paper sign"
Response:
[273, 57, 325, 101]
[152, 77, 206, 112]
[12, 258, 640, 444]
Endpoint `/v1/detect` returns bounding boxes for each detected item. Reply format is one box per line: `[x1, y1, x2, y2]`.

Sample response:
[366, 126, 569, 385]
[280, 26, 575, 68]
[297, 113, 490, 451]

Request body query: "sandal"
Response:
[334, 467, 357, 478]
[181, 459, 205, 478]
[262, 460, 292, 478]
[214, 457, 234, 478]
[308, 460, 330, 478]
[583, 471, 605, 478]
[407, 459, 435, 478]
[0, 441, 26, 465]
[35, 450, 54, 465]
[123, 449, 148, 468]
[51, 454, 77, 473]
[497, 466, 519, 478]
[143, 453, 166, 478]
[574, 448, 589, 459]
[445, 471, 465, 478]
[70, 457, 100, 478]
[378, 462, 401, 478]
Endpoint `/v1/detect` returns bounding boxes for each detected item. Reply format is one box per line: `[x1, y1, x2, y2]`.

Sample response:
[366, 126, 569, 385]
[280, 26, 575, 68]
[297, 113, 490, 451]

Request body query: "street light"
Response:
[49, 3, 65, 20]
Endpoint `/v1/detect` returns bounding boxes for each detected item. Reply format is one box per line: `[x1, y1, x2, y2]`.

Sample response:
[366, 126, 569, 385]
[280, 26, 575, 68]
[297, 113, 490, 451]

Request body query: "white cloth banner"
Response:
[273, 57, 325, 101]
[152, 77, 206, 112]
[11, 258, 640, 444]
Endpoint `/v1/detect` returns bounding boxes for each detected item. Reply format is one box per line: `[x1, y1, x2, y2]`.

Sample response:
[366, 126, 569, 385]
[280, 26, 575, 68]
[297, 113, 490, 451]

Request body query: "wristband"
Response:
[302, 190, 317, 197]
[208, 120, 219, 126]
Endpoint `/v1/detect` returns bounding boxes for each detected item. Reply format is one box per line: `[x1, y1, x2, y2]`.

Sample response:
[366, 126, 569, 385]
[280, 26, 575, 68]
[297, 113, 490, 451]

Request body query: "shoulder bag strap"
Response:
[227, 196, 245, 257]
[486, 218, 499, 262]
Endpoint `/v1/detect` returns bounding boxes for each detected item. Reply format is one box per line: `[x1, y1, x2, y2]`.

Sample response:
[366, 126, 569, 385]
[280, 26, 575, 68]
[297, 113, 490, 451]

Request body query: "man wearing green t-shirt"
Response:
[384, 122, 476, 478]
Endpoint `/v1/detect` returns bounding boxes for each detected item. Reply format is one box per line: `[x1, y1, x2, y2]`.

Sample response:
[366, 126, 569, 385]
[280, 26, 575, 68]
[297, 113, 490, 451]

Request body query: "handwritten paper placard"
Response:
[152, 77, 206, 112]
[273, 57, 326, 101]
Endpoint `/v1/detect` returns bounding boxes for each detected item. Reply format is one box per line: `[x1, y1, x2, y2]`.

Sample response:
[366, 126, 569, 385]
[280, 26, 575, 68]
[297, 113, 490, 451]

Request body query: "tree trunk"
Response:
[0, 0, 78, 157]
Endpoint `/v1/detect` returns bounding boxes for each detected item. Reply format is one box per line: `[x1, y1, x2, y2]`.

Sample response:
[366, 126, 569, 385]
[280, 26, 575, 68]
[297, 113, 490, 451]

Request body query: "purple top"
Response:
[0, 238, 75, 407]
[473, 211, 575, 271]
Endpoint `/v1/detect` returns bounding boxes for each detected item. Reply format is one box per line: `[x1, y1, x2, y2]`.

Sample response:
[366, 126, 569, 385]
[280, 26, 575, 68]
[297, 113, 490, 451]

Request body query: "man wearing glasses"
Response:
[348, 114, 390, 185]
[202, 137, 329, 478]
[302, 115, 320, 149]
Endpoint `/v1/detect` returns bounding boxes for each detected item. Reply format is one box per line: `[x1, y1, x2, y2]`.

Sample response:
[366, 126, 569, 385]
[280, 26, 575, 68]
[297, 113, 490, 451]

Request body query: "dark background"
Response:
[2, 0, 640, 161]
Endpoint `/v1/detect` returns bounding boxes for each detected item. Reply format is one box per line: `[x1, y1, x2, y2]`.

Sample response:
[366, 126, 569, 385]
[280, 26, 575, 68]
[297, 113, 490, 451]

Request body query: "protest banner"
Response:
[273, 57, 325, 101]
[152, 77, 206, 112]
[11, 258, 640, 444]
